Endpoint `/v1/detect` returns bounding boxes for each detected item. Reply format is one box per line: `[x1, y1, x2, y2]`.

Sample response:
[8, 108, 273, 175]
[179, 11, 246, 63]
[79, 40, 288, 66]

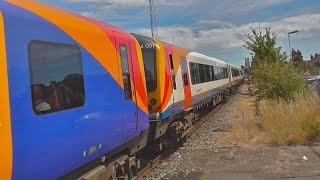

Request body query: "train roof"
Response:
[230, 64, 242, 70]
[131, 34, 155, 44]
[188, 52, 228, 65]
[2, 0, 131, 37]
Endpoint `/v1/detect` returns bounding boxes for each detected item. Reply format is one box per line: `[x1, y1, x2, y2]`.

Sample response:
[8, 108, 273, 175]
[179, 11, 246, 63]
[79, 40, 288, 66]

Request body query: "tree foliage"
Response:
[244, 27, 287, 66]
[244, 27, 305, 101]
[292, 49, 304, 67]
[252, 62, 305, 100]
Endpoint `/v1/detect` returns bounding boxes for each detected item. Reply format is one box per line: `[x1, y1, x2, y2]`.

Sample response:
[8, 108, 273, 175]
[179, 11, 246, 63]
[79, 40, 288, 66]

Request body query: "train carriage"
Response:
[133, 34, 244, 148]
[0, 1, 149, 179]
[187, 52, 232, 107]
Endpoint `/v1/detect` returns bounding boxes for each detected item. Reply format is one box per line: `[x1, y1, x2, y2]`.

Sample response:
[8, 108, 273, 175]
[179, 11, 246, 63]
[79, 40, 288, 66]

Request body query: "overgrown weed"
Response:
[228, 94, 320, 146]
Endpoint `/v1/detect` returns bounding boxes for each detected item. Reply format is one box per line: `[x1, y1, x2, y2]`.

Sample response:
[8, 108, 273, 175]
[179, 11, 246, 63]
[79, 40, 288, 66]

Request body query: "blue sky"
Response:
[38, 0, 320, 67]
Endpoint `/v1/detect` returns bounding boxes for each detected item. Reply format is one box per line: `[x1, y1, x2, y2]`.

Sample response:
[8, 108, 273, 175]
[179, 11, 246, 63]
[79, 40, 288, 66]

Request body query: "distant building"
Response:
[245, 58, 250, 68]
[311, 55, 320, 67]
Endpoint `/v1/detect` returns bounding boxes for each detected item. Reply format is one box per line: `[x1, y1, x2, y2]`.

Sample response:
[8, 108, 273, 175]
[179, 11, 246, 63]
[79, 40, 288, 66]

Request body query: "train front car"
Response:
[132, 34, 192, 142]
[1, 1, 149, 179]
[230, 65, 244, 86]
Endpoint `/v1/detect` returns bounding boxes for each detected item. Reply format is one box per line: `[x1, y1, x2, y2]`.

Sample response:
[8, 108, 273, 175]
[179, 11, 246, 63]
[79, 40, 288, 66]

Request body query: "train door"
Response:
[180, 56, 192, 109]
[167, 50, 176, 116]
[113, 32, 138, 138]
[228, 64, 233, 86]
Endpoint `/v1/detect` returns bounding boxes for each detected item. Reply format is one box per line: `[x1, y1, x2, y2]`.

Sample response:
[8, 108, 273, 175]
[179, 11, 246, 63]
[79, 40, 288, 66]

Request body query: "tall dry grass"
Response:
[228, 94, 320, 146]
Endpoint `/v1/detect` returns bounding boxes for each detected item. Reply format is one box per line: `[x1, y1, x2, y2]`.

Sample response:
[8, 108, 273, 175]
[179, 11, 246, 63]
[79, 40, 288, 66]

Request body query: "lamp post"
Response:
[288, 30, 299, 63]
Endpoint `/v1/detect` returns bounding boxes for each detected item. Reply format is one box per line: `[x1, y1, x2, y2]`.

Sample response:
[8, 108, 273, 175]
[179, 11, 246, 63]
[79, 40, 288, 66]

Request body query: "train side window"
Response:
[180, 57, 189, 86]
[209, 66, 214, 81]
[204, 65, 211, 82]
[28, 40, 85, 115]
[169, 54, 176, 89]
[221, 67, 225, 79]
[189, 62, 199, 84]
[224, 68, 228, 78]
[120, 45, 133, 100]
[232, 68, 239, 77]
[198, 64, 205, 83]
[214, 66, 220, 80]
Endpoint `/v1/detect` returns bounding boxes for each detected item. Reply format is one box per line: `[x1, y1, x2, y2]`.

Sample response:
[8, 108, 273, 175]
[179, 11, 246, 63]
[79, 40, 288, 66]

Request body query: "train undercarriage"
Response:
[75, 87, 238, 180]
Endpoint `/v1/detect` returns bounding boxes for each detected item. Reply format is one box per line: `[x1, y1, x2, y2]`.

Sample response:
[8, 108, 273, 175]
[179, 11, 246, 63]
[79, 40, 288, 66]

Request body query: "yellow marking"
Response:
[0, 11, 13, 180]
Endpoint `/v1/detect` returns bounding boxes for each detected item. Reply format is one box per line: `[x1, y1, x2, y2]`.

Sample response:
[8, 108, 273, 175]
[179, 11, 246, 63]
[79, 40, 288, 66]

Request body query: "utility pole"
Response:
[149, 0, 159, 39]
[288, 30, 299, 63]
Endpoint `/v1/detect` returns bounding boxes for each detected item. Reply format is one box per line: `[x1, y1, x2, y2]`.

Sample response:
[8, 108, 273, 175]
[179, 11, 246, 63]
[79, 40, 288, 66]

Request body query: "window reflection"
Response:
[29, 41, 85, 115]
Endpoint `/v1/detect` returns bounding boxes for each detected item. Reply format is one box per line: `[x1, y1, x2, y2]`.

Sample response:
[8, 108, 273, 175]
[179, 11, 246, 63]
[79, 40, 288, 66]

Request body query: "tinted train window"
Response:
[198, 64, 206, 83]
[214, 66, 220, 80]
[223, 67, 228, 78]
[120, 45, 133, 100]
[232, 68, 240, 77]
[180, 57, 189, 86]
[190, 62, 200, 84]
[204, 65, 211, 82]
[29, 40, 85, 115]
[209, 66, 214, 81]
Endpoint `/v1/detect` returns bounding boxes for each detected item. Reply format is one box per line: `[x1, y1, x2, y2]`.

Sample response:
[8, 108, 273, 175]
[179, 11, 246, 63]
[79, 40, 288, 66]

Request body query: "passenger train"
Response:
[0, 1, 243, 180]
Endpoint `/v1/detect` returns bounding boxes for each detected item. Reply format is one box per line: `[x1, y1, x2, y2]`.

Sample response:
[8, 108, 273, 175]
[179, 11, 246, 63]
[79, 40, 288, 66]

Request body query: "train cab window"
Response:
[169, 54, 176, 89]
[28, 40, 85, 115]
[120, 45, 133, 100]
[180, 57, 189, 86]
[142, 50, 157, 92]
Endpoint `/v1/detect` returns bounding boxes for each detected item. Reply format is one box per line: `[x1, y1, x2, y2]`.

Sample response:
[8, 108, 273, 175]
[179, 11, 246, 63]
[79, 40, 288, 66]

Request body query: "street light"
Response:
[288, 30, 299, 63]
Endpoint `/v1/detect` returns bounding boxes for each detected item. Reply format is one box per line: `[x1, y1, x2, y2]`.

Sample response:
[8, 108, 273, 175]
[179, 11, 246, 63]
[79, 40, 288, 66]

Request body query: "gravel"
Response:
[144, 84, 250, 180]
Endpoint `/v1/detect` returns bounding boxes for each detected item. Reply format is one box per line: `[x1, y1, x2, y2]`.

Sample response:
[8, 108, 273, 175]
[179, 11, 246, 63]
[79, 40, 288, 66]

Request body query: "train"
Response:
[0, 1, 243, 180]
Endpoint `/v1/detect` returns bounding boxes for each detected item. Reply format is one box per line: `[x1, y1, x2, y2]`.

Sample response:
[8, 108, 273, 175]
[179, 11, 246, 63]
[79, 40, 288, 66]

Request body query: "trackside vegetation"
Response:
[228, 28, 320, 145]
[244, 27, 305, 101]
[229, 94, 320, 145]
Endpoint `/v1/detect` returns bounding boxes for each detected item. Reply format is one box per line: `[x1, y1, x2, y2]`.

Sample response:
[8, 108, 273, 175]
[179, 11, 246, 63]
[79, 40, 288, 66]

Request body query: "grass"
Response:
[228, 94, 320, 146]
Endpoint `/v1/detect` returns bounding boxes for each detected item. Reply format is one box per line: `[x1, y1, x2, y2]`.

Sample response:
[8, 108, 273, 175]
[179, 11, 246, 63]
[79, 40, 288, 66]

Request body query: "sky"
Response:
[38, 0, 320, 67]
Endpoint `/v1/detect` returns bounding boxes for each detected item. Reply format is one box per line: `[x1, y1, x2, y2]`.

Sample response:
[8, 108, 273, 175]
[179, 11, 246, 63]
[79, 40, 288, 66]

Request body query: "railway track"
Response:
[135, 102, 224, 180]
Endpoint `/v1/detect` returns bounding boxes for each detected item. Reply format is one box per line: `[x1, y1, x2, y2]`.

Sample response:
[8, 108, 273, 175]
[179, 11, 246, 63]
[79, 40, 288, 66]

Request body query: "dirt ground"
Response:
[167, 146, 320, 180]
[146, 84, 320, 180]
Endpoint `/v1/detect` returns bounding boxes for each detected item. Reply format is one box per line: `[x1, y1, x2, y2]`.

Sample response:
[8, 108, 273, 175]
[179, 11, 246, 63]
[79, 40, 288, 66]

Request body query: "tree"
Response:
[292, 49, 303, 67]
[244, 27, 305, 101]
[244, 27, 287, 66]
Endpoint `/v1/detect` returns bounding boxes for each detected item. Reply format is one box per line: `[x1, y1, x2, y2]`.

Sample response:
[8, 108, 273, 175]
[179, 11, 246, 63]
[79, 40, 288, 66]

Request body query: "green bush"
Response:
[244, 27, 306, 101]
[252, 61, 306, 101]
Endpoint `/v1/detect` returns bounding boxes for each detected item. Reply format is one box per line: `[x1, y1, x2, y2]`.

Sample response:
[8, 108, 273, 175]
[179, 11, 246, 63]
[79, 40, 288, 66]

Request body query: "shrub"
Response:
[252, 61, 306, 101]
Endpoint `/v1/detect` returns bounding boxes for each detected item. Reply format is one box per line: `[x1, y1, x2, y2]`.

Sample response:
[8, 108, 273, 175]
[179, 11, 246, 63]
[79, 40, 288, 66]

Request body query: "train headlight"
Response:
[150, 98, 157, 105]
